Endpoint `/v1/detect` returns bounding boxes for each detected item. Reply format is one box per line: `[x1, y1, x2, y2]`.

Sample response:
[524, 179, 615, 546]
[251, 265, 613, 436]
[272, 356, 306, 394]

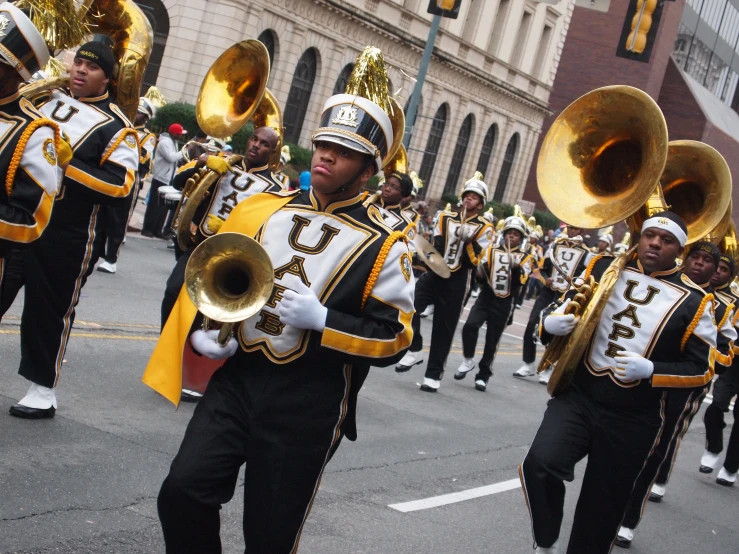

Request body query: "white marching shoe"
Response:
[97, 260, 117, 274]
[535, 538, 560, 553]
[420, 305, 434, 318]
[513, 362, 536, 378]
[454, 358, 475, 380]
[419, 377, 441, 393]
[615, 526, 634, 548]
[474, 379, 487, 392]
[716, 467, 737, 486]
[9, 383, 57, 419]
[538, 368, 553, 385]
[395, 351, 424, 373]
[648, 482, 666, 503]
[700, 450, 721, 473]
[471, 289, 479, 298]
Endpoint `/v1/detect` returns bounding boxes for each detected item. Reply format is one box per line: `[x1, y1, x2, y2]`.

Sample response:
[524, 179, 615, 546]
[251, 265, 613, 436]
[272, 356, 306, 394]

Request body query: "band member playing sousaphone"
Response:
[144, 46, 414, 553]
[395, 172, 494, 392]
[455, 215, 533, 391]
[520, 212, 717, 553]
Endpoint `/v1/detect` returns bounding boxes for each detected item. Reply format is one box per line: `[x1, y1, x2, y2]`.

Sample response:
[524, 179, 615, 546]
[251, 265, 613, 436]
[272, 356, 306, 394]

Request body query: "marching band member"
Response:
[701, 253, 739, 485]
[520, 212, 717, 554]
[97, 94, 160, 274]
[160, 125, 284, 331]
[514, 224, 590, 384]
[144, 47, 414, 553]
[616, 241, 735, 548]
[455, 216, 533, 391]
[1, 41, 139, 419]
[395, 173, 494, 392]
[0, 2, 64, 275]
[585, 232, 612, 266]
[368, 171, 413, 231]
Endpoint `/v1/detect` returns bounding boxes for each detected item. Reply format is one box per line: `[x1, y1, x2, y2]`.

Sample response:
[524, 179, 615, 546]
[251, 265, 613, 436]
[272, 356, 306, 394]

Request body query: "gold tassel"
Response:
[16, 0, 91, 51]
[144, 86, 167, 108]
[42, 57, 67, 77]
[345, 46, 392, 114]
[465, 171, 484, 184]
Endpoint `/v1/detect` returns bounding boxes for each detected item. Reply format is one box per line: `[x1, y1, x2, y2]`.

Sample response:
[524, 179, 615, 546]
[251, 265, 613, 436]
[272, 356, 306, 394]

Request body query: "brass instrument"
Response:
[384, 144, 409, 175]
[172, 40, 270, 250]
[185, 232, 274, 345]
[536, 85, 670, 396]
[385, 98, 406, 167]
[707, 200, 739, 268]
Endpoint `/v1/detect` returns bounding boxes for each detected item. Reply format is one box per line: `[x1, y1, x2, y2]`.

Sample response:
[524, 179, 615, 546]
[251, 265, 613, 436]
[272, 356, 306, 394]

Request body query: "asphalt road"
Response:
[0, 235, 736, 553]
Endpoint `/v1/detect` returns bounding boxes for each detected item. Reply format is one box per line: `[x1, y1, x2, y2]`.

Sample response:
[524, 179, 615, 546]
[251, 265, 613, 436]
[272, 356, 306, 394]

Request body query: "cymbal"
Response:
[413, 235, 450, 279]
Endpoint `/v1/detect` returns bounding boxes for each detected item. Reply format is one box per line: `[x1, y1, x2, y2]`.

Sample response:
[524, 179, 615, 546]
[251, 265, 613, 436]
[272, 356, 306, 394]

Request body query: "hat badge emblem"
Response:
[332, 106, 359, 128]
[0, 15, 9, 38]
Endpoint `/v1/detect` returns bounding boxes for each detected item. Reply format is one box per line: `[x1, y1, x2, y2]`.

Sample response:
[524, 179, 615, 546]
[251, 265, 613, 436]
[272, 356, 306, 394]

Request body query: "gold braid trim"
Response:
[583, 253, 604, 280]
[681, 293, 714, 352]
[100, 128, 140, 166]
[362, 230, 407, 310]
[718, 302, 735, 333]
[6, 118, 60, 197]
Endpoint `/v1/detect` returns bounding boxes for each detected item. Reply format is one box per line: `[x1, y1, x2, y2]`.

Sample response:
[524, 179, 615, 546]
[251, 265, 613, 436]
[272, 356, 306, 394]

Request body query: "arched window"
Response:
[476, 124, 497, 177]
[257, 29, 277, 67]
[134, 0, 169, 89]
[443, 114, 475, 194]
[418, 104, 448, 196]
[283, 48, 318, 144]
[333, 63, 354, 94]
[494, 133, 519, 202]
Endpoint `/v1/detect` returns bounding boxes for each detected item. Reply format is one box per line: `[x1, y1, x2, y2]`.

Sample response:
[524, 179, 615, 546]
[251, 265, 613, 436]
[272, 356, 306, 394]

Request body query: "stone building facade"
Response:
[136, 0, 574, 204]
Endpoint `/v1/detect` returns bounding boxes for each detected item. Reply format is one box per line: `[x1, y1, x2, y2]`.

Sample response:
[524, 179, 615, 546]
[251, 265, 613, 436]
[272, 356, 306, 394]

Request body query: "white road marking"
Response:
[388, 478, 521, 513]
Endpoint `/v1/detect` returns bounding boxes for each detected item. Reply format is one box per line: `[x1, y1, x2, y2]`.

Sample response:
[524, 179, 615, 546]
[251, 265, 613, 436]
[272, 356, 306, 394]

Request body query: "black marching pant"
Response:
[142, 178, 170, 236]
[409, 269, 471, 381]
[461, 286, 512, 383]
[160, 247, 193, 330]
[158, 353, 349, 554]
[621, 388, 705, 529]
[523, 287, 556, 364]
[519, 388, 662, 553]
[705, 370, 739, 473]
[0, 208, 105, 388]
[101, 187, 136, 264]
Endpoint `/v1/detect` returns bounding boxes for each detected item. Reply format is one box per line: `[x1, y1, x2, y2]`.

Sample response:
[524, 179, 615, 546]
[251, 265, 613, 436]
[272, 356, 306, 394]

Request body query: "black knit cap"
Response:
[687, 241, 720, 268]
[388, 172, 413, 198]
[719, 254, 736, 276]
[75, 41, 115, 77]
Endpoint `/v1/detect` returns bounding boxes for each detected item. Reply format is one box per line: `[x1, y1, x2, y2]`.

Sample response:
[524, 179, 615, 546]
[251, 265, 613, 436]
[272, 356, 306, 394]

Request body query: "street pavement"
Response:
[0, 223, 737, 553]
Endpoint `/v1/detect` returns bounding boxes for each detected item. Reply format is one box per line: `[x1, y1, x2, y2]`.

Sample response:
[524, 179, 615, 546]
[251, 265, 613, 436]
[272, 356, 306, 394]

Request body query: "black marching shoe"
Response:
[474, 379, 487, 392]
[395, 352, 424, 373]
[9, 404, 55, 419]
[419, 378, 440, 393]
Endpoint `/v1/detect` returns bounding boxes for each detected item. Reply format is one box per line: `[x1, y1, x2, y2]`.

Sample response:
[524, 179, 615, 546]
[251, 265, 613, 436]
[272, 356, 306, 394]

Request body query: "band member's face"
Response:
[310, 141, 372, 193]
[461, 192, 483, 212]
[381, 176, 404, 205]
[711, 260, 733, 287]
[638, 228, 681, 272]
[683, 250, 716, 284]
[70, 58, 109, 98]
[133, 113, 149, 127]
[504, 229, 523, 247]
[567, 227, 583, 237]
[529, 236, 538, 245]
[597, 240, 608, 252]
[246, 127, 278, 167]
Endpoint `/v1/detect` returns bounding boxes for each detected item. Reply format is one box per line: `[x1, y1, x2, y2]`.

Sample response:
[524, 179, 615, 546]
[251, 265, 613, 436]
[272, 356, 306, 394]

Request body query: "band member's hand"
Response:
[545, 277, 554, 286]
[542, 300, 579, 336]
[57, 132, 73, 169]
[613, 351, 654, 382]
[190, 329, 239, 360]
[205, 155, 232, 175]
[277, 281, 328, 332]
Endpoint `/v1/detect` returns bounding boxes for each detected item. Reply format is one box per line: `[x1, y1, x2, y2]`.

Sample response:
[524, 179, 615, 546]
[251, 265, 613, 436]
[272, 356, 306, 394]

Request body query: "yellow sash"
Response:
[142, 191, 298, 406]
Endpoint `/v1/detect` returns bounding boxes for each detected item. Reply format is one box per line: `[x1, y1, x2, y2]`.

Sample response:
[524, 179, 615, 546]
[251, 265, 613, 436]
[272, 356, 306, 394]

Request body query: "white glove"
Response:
[190, 329, 239, 360]
[613, 351, 654, 382]
[542, 299, 579, 336]
[277, 280, 328, 332]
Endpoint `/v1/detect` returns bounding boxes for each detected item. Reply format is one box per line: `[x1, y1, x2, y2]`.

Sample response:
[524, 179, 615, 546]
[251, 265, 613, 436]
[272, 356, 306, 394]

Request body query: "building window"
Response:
[257, 29, 277, 67]
[476, 123, 497, 177]
[511, 11, 533, 68]
[283, 48, 318, 144]
[494, 133, 519, 202]
[418, 104, 449, 196]
[488, 0, 511, 56]
[333, 63, 354, 94]
[444, 114, 475, 194]
[134, 0, 169, 89]
[531, 24, 553, 80]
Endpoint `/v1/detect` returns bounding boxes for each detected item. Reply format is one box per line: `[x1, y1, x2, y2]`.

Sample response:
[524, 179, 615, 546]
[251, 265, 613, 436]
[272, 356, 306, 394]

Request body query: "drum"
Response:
[164, 192, 182, 209]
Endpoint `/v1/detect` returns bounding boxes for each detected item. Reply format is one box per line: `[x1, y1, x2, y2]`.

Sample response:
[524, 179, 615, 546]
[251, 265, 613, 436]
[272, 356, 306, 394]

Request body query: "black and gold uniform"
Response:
[161, 158, 284, 327]
[458, 224, 533, 389]
[367, 197, 406, 232]
[520, 227, 717, 553]
[0, 85, 138, 390]
[396, 179, 494, 391]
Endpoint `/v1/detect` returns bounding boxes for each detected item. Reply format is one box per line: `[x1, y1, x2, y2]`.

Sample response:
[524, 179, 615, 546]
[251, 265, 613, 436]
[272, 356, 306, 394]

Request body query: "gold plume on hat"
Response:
[444, 203, 452, 213]
[144, 86, 167, 109]
[410, 170, 424, 190]
[16, 0, 91, 51]
[465, 171, 484, 184]
[42, 57, 67, 77]
[527, 215, 536, 228]
[513, 205, 526, 219]
[281, 144, 291, 162]
[345, 46, 392, 114]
